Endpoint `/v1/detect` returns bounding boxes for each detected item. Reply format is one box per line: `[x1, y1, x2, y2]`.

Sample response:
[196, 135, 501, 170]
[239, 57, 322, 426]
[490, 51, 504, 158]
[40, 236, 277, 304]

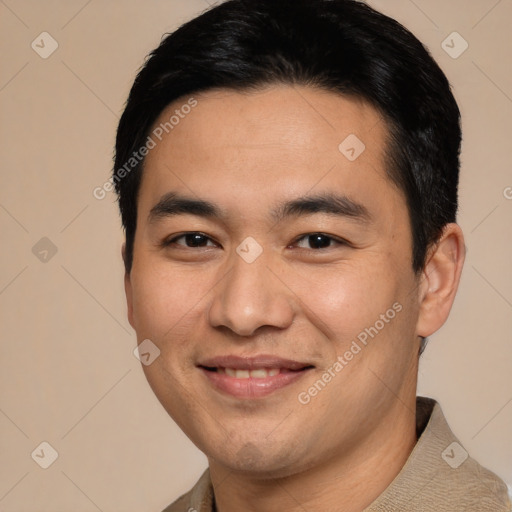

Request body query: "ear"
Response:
[416, 223, 465, 337]
[122, 243, 135, 329]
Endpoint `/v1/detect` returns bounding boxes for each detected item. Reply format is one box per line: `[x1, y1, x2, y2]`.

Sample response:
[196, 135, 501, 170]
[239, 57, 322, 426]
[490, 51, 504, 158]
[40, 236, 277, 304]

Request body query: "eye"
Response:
[164, 232, 218, 248]
[292, 233, 347, 250]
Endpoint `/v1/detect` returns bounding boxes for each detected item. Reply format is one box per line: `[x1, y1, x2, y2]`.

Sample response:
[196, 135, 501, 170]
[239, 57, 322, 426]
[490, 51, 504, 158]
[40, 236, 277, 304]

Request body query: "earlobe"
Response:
[416, 223, 465, 338]
[122, 243, 135, 329]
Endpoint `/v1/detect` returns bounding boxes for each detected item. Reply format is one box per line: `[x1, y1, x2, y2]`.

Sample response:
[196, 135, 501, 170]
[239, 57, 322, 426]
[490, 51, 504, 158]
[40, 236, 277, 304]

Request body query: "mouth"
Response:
[197, 355, 314, 399]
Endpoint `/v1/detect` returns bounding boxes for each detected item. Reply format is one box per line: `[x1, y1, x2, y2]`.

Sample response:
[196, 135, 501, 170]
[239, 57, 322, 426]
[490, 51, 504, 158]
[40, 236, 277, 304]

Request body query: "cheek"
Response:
[293, 261, 400, 343]
[130, 262, 206, 340]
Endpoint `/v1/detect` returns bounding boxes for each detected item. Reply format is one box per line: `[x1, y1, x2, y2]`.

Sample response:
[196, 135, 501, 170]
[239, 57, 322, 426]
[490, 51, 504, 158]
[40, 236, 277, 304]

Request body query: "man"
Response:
[113, 0, 511, 510]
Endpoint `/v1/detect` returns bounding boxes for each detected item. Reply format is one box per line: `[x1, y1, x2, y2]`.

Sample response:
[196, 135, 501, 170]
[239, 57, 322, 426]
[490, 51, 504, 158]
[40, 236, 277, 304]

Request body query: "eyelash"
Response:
[163, 232, 349, 250]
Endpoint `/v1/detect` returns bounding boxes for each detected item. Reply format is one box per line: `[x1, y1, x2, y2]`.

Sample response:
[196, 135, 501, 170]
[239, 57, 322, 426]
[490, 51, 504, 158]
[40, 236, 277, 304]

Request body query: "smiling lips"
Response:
[198, 355, 314, 399]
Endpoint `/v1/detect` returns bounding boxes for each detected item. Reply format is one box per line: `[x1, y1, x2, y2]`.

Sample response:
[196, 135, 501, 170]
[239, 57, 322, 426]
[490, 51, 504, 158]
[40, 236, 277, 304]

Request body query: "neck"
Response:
[209, 395, 418, 512]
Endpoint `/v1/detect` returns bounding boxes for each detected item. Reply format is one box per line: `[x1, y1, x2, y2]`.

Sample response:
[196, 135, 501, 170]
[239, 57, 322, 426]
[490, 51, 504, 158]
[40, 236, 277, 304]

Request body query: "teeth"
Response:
[250, 369, 268, 378]
[222, 368, 281, 379]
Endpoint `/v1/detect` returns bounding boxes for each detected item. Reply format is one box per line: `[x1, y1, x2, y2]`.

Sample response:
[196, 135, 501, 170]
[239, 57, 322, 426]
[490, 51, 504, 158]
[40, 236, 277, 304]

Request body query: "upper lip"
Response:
[198, 355, 313, 371]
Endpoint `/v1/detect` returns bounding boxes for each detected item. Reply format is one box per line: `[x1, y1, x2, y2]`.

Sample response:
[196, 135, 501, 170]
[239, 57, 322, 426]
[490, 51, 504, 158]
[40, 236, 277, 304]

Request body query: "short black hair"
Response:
[114, 0, 461, 274]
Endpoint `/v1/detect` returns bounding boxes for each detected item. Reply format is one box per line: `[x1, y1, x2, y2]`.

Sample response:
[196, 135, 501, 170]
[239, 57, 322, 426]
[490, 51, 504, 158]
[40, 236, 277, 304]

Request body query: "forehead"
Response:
[138, 85, 402, 220]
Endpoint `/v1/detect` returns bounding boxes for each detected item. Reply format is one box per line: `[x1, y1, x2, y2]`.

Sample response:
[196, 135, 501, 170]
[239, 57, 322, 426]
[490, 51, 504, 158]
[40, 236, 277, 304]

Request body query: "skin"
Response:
[123, 85, 465, 512]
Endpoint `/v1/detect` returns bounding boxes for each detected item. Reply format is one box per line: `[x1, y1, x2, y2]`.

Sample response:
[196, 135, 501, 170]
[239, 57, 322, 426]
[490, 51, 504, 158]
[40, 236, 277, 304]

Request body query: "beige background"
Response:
[0, 0, 511, 510]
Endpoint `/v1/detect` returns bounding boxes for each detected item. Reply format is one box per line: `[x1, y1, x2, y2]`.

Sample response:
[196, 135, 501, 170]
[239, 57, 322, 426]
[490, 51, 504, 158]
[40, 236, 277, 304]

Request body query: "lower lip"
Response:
[200, 368, 310, 399]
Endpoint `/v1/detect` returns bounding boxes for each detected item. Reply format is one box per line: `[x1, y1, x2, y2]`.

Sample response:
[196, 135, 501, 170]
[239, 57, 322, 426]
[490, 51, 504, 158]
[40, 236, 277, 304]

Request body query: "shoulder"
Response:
[161, 493, 193, 512]
[161, 494, 189, 512]
[367, 397, 511, 511]
[457, 455, 511, 511]
[161, 469, 213, 512]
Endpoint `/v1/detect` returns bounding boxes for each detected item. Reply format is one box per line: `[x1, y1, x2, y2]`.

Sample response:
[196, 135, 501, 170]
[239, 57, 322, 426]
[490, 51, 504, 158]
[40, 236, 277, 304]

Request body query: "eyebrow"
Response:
[271, 192, 371, 224]
[148, 192, 225, 223]
[148, 191, 372, 225]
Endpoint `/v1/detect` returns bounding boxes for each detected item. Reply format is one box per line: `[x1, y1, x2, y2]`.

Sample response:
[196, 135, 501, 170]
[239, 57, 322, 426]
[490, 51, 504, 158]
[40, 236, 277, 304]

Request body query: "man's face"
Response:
[125, 85, 424, 477]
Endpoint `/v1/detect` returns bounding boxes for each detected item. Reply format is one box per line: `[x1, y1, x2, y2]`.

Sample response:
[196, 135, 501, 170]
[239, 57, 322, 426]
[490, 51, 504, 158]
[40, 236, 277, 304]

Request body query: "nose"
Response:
[207, 251, 295, 337]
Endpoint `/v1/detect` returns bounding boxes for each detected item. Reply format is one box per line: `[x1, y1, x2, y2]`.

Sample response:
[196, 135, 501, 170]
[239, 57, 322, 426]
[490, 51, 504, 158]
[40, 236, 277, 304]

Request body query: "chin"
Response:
[206, 438, 311, 479]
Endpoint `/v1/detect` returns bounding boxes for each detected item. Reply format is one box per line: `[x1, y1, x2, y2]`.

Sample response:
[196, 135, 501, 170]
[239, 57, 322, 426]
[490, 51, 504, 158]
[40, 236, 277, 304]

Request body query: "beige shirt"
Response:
[163, 397, 511, 511]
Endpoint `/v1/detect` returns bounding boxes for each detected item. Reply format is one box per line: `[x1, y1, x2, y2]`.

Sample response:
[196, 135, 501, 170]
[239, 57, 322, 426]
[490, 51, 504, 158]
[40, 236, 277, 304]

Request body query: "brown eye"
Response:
[166, 232, 217, 248]
[294, 233, 345, 250]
